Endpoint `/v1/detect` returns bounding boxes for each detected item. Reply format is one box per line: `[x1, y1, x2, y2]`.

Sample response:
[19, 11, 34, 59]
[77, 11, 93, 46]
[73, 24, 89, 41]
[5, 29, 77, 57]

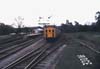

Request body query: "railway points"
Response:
[0, 33, 65, 69]
[34, 44, 67, 69]
[0, 36, 41, 60]
[0, 32, 100, 69]
[0, 38, 45, 69]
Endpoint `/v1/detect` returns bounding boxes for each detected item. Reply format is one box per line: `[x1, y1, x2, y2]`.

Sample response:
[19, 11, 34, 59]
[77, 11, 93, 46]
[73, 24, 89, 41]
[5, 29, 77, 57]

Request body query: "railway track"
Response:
[1, 36, 65, 69]
[0, 36, 42, 61]
[76, 39, 100, 54]
[0, 35, 23, 45]
[0, 37, 29, 50]
[0, 35, 11, 41]
[25, 40, 64, 69]
[0, 34, 40, 50]
[4, 43, 49, 69]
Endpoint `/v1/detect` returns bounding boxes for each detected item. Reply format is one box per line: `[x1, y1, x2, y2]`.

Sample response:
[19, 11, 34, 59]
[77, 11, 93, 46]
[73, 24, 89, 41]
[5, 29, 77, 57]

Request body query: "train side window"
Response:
[45, 30, 47, 32]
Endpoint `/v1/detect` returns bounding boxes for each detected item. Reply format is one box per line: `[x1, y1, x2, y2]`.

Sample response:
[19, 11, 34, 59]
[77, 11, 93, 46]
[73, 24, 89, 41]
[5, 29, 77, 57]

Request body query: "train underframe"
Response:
[45, 37, 58, 42]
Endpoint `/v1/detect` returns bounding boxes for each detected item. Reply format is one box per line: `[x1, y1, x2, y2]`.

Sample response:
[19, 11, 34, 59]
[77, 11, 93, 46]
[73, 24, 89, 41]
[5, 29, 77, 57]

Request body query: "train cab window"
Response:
[49, 30, 51, 32]
[52, 30, 54, 32]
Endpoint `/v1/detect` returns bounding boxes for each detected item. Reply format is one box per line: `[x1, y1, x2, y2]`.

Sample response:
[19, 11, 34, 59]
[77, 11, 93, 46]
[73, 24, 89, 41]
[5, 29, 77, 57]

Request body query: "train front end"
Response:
[44, 25, 59, 42]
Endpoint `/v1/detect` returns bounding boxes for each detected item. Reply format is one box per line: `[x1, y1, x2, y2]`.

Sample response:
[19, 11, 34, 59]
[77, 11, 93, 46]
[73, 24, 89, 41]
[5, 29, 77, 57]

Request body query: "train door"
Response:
[47, 28, 52, 38]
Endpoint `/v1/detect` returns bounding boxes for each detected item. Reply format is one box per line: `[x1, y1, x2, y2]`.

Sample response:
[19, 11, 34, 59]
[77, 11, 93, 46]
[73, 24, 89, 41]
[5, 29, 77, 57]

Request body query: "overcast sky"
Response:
[0, 0, 100, 27]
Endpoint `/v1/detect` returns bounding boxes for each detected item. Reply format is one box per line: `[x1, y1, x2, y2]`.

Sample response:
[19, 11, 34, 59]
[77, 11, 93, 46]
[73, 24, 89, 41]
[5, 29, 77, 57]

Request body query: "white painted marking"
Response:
[77, 54, 93, 66]
[90, 62, 92, 65]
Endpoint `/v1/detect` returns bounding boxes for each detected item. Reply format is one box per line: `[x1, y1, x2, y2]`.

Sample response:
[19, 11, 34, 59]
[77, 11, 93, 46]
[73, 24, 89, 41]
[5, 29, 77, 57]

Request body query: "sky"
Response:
[0, 0, 100, 27]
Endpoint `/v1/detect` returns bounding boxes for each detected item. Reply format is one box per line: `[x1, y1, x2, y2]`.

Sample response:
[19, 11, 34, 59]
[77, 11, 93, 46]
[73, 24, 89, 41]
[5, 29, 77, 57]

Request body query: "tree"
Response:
[74, 21, 80, 32]
[14, 16, 24, 33]
[95, 11, 100, 21]
[95, 11, 100, 31]
[0, 23, 15, 35]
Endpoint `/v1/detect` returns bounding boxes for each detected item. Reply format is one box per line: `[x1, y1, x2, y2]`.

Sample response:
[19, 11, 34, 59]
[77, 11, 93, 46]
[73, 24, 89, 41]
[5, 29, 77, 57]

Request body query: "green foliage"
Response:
[60, 11, 100, 32]
[0, 23, 15, 35]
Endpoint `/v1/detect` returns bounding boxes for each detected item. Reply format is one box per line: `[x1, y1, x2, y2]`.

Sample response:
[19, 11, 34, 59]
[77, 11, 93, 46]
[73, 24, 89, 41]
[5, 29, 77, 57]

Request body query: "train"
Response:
[25, 25, 61, 42]
[43, 25, 61, 41]
[25, 28, 43, 38]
